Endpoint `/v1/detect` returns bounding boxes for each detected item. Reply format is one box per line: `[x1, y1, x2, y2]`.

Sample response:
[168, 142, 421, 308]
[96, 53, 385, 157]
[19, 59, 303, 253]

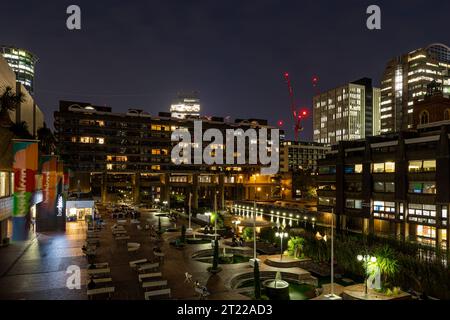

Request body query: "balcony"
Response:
[407, 193, 436, 205]
[372, 192, 395, 202]
[317, 190, 336, 198]
[407, 172, 436, 181]
[317, 174, 336, 182]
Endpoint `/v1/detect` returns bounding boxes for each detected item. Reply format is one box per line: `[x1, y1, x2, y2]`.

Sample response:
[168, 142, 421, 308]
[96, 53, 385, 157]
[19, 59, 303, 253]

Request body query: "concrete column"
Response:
[447, 213, 450, 264]
[368, 217, 374, 235]
[162, 173, 170, 207]
[404, 222, 410, 240]
[192, 174, 199, 211]
[133, 173, 141, 204]
[218, 174, 225, 209]
[340, 215, 347, 231]
[395, 223, 402, 239]
[363, 218, 370, 235]
[437, 229, 444, 252]
[101, 171, 108, 204]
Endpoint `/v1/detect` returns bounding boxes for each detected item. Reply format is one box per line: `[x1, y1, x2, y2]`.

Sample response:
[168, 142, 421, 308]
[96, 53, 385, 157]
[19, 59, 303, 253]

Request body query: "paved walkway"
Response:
[0, 207, 313, 300]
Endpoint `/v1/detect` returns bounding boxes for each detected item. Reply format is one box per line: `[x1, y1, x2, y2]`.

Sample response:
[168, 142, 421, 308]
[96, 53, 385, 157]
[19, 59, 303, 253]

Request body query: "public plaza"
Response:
[0, 200, 414, 300]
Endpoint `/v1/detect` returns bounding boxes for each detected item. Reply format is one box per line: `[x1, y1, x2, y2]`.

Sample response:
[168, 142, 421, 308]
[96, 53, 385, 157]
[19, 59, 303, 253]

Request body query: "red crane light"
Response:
[278, 120, 284, 127]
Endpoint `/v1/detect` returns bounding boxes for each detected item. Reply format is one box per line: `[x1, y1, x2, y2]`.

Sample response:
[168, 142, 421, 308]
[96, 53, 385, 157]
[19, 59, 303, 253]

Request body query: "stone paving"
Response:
[0, 207, 313, 300]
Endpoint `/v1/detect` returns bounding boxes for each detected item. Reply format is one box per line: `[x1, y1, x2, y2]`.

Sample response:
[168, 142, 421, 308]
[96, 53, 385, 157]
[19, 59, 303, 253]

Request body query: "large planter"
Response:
[207, 266, 223, 274]
[263, 279, 290, 300]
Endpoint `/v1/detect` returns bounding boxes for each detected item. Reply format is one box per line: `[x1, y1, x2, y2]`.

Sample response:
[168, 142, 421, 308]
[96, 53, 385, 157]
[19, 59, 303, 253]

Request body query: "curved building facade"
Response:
[1, 46, 38, 94]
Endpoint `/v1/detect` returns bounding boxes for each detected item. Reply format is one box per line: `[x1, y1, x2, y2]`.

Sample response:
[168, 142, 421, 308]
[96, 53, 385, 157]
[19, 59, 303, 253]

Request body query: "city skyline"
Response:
[1, 0, 450, 140]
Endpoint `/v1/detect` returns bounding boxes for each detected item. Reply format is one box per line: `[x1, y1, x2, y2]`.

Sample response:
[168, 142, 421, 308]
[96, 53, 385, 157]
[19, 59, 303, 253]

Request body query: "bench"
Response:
[115, 236, 130, 240]
[87, 286, 115, 299]
[142, 280, 168, 290]
[129, 259, 148, 268]
[86, 277, 113, 285]
[87, 268, 110, 276]
[112, 230, 127, 235]
[144, 288, 171, 300]
[138, 272, 162, 282]
[89, 262, 109, 269]
[137, 263, 159, 273]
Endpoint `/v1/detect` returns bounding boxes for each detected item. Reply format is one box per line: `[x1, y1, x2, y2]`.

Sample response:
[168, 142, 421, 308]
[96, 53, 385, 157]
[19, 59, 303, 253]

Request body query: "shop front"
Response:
[66, 199, 94, 222]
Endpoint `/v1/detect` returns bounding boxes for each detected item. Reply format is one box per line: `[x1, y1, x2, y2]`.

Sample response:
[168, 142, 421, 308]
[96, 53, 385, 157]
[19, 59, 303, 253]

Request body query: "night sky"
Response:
[1, 0, 450, 140]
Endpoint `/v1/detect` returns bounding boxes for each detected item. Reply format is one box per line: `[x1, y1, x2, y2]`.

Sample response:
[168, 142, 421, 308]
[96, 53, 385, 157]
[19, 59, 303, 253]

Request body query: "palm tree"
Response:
[9, 121, 33, 139]
[0, 86, 25, 126]
[374, 245, 399, 289]
[37, 123, 56, 154]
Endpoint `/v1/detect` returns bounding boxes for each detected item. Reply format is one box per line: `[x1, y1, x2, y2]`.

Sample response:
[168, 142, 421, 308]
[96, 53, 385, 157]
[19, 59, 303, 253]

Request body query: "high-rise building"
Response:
[0, 54, 44, 136]
[170, 92, 201, 119]
[0, 46, 38, 95]
[380, 43, 450, 133]
[313, 78, 380, 145]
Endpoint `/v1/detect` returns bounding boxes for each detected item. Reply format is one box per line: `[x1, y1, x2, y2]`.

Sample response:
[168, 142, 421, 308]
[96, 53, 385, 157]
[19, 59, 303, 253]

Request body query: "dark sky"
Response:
[1, 0, 450, 140]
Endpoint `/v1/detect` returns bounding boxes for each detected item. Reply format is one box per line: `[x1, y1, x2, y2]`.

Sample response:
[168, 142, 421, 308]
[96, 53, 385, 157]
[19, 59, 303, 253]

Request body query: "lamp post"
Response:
[275, 230, 289, 261]
[214, 192, 218, 241]
[252, 187, 261, 262]
[186, 192, 193, 234]
[357, 254, 377, 296]
[324, 208, 342, 300]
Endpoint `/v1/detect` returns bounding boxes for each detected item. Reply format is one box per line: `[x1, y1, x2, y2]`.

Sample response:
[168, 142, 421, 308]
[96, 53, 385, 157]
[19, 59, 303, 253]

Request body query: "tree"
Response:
[9, 121, 33, 139]
[292, 169, 317, 199]
[254, 259, 261, 299]
[37, 123, 56, 154]
[242, 227, 253, 241]
[0, 86, 25, 126]
[374, 245, 399, 289]
[287, 236, 305, 259]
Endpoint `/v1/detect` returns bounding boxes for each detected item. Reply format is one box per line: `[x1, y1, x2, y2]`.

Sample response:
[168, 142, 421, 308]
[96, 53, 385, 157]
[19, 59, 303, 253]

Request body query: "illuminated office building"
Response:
[1, 45, 38, 95]
[380, 43, 450, 133]
[313, 78, 381, 145]
[170, 92, 201, 119]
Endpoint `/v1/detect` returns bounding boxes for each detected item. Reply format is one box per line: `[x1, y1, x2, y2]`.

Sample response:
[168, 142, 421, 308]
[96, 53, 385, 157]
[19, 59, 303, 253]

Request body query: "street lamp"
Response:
[275, 230, 289, 261]
[186, 193, 193, 234]
[357, 254, 377, 296]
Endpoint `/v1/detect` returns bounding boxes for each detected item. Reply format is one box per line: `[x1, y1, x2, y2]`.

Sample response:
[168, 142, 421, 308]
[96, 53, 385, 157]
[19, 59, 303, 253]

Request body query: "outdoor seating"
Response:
[127, 242, 141, 252]
[87, 286, 115, 300]
[129, 259, 148, 268]
[138, 272, 162, 282]
[115, 236, 130, 240]
[87, 268, 110, 276]
[142, 280, 167, 290]
[144, 288, 171, 300]
[184, 272, 193, 283]
[86, 277, 112, 285]
[137, 263, 159, 273]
